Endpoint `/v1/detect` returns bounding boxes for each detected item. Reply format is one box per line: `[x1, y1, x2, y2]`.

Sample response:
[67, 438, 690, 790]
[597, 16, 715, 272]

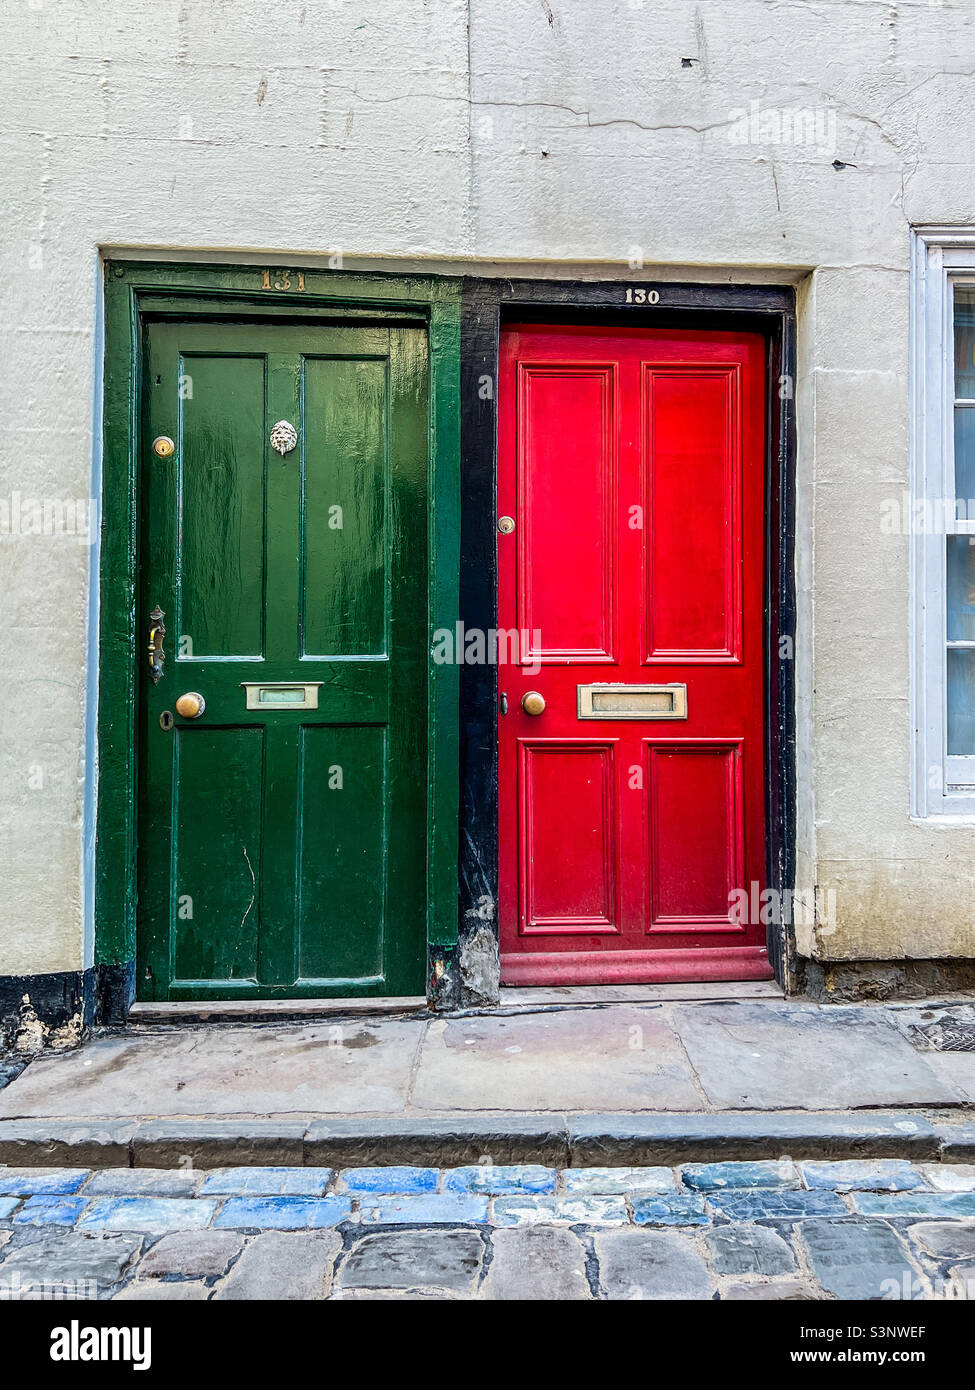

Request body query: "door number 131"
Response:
[261, 269, 306, 292]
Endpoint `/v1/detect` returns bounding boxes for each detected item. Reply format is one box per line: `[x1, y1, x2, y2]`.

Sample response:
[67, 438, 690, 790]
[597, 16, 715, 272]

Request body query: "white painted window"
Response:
[912, 229, 975, 818]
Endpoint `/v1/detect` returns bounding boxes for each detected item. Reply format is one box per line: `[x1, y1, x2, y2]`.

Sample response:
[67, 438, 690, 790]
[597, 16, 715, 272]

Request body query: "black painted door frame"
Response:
[458, 276, 798, 990]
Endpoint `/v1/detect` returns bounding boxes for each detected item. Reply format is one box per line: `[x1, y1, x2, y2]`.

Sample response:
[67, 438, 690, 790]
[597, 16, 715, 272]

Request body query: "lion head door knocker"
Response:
[270, 420, 298, 456]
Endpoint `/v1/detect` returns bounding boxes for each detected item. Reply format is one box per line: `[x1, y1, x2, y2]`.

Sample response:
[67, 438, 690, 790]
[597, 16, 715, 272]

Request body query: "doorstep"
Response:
[128, 996, 429, 1026]
[498, 980, 784, 1007]
[128, 978, 784, 1026]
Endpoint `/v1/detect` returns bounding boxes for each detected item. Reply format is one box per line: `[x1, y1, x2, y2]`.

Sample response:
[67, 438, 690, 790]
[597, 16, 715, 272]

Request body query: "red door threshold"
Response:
[500, 945, 775, 986]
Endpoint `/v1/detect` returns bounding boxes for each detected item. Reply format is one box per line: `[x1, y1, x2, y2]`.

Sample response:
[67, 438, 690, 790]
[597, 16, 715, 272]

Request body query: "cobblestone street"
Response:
[1, 1160, 974, 1300]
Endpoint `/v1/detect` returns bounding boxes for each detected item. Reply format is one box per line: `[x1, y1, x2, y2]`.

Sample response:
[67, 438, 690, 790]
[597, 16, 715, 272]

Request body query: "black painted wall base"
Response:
[0, 968, 95, 1051]
[427, 929, 501, 1011]
[0, 962, 134, 1052]
[96, 960, 136, 1027]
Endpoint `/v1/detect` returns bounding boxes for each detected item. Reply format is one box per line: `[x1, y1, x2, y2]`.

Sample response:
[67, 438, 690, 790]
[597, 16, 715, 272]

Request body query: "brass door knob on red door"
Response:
[521, 691, 546, 716]
[174, 692, 206, 719]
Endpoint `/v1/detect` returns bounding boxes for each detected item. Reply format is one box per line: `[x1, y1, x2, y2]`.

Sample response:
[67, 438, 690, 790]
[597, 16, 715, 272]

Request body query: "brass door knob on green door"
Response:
[175, 692, 206, 719]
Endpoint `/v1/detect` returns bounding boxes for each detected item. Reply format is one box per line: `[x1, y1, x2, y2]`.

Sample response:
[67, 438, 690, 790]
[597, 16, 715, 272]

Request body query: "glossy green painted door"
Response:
[137, 320, 429, 998]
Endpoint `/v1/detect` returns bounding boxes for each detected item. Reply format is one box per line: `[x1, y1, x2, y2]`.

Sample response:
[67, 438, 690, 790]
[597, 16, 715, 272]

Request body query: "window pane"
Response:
[954, 407, 975, 502]
[955, 286, 975, 399]
[947, 535, 975, 640]
[948, 648, 975, 755]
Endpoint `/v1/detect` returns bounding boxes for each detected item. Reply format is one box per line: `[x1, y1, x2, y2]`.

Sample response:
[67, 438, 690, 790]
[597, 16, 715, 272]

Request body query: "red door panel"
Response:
[646, 742, 744, 931]
[518, 366, 617, 662]
[520, 741, 619, 933]
[498, 324, 772, 985]
[645, 368, 742, 660]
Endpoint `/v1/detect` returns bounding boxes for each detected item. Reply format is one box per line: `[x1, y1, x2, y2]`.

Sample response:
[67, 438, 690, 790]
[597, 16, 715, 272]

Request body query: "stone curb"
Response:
[567, 1113, 949, 1165]
[0, 1111, 969, 1168]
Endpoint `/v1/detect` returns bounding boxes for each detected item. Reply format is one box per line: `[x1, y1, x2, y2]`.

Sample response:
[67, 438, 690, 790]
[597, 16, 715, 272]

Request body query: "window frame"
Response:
[912, 228, 975, 818]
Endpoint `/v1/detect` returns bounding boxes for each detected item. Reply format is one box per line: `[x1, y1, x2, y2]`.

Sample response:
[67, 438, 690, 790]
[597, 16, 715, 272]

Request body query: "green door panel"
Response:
[172, 726, 264, 983]
[302, 356, 388, 658]
[179, 353, 267, 658]
[136, 319, 430, 999]
[297, 725, 387, 982]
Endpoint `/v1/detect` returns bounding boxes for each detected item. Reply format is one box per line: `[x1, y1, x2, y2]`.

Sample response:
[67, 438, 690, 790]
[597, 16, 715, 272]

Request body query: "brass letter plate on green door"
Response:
[577, 683, 688, 720]
[241, 682, 323, 711]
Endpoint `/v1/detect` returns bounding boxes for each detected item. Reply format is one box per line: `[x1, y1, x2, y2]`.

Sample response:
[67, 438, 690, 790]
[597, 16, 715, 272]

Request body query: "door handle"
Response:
[521, 691, 546, 716]
[175, 692, 206, 719]
[147, 605, 166, 684]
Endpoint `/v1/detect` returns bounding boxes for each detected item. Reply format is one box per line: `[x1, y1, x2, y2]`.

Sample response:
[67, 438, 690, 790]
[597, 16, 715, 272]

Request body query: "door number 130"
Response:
[624, 287, 660, 304]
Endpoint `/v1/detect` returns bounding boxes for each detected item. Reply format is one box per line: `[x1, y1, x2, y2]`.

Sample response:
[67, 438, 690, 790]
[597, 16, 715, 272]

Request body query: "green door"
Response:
[137, 319, 429, 999]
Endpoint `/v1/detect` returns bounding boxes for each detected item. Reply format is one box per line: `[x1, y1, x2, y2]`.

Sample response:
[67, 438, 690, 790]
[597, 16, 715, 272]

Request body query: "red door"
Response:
[498, 324, 772, 985]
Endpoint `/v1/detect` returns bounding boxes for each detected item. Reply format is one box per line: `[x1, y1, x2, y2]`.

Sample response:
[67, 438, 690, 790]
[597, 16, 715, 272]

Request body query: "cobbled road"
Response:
[1, 1159, 974, 1299]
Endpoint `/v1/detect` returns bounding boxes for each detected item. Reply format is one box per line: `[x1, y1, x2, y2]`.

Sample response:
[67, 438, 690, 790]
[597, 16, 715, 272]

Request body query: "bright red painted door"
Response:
[498, 324, 772, 985]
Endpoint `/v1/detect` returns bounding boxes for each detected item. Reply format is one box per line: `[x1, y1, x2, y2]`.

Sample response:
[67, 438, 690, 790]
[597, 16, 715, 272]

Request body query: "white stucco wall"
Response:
[1, 0, 974, 976]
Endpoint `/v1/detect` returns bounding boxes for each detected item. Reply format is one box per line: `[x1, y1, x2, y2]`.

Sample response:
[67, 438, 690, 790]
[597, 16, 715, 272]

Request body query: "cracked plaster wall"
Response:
[1, 0, 974, 976]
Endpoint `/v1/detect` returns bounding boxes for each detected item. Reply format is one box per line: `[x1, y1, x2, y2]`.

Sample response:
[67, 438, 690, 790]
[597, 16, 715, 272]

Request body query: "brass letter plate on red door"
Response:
[577, 683, 688, 720]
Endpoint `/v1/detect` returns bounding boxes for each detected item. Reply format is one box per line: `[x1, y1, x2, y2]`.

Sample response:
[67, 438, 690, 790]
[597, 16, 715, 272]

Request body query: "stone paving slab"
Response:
[0, 1231, 140, 1291]
[480, 1226, 589, 1300]
[908, 1222, 975, 1260]
[673, 1002, 961, 1109]
[799, 1219, 922, 1301]
[87, 1169, 200, 1198]
[800, 1160, 925, 1191]
[337, 1228, 483, 1294]
[0, 1159, 973, 1299]
[852, 1190, 975, 1219]
[595, 1228, 714, 1300]
[921, 1163, 975, 1191]
[681, 1160, 798, 1191]
[213, 1195, 352, 1229]
[492, 1194, 628, 1225]
[199, 1167, 334, 1197]
[443, 1163, 556, 1194]
[337, 1166, 438, 1194]
[211, 1231, 340, 1300]
[413, 1008, 703, 1112]
[704, 1224, 796, 1276]
[14, 1196, 89, 1226]
[358, 1195, 489, 1225]
[115, 1279, 211, 1300]
[632, 1193, 709, 1225]
[722, 1278, 821, 1300]
[0, 1168, 89, 1195]
[563, 1166, 673, 1194]
[706, 1189, 848, 1221]
[78, 1197, 219, 1234]
[0, 1022, 420, 1119]
[139, 1230, 243, 1278]
[889, 1005, 975, 1105]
